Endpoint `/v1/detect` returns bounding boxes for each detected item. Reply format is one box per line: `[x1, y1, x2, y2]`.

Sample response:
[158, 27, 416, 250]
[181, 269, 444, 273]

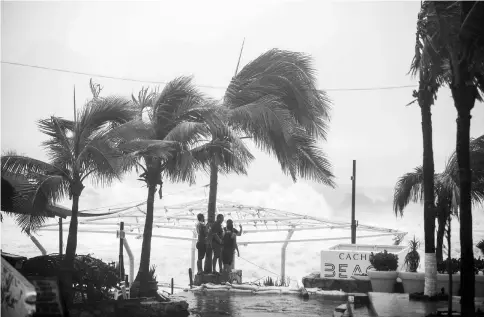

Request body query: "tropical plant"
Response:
[393, 135, 484, 263]
[1, 80, 135, 303]
[405, 236, 421, 272]
[413, 2, 484, 313]
[369, 250, 399, 271]
[114, 77, 252, 296]
[202, 49, 335, 271]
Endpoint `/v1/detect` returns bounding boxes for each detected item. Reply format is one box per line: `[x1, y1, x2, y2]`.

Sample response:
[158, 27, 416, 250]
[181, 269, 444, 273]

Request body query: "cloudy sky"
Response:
[2, 1, 484, 218]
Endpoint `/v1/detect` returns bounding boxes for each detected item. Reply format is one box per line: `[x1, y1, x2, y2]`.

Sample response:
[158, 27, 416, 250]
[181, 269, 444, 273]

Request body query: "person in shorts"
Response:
[211, 214, 224, 275]
[195, 213, 207, 274]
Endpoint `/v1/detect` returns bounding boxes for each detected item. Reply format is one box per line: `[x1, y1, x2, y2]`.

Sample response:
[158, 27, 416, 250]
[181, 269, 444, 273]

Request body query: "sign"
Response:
[320, 249, 406, 279]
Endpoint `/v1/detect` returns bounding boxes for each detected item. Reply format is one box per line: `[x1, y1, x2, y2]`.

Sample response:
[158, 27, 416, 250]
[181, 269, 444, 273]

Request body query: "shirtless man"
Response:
[195, 213, 207, 274]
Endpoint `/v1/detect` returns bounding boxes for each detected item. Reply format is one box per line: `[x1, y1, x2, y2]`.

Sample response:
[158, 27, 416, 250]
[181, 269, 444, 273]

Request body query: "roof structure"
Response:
[35, 198, 408, 282]
[38, 198, 407, 245]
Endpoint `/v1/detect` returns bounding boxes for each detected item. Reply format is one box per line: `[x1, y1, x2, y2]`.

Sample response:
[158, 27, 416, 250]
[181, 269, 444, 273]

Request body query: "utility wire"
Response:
[2, 60, 417, 92]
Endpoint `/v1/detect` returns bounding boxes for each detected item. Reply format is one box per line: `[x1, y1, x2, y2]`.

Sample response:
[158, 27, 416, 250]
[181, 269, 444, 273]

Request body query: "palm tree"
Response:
[393, 134, 484, 263]
[1, 81, 135, 303]
[116, 77, 252, 296]
[414, 2, 484, 312]
[203, 49, 336, 271]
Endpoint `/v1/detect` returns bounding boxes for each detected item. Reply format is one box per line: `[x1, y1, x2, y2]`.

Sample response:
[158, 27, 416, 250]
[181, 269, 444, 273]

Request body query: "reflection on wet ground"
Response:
[173, 292, 349, 317]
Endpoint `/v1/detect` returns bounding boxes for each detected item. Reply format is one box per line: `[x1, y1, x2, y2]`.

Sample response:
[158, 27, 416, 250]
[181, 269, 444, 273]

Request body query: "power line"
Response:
[2, 60, 417, 92]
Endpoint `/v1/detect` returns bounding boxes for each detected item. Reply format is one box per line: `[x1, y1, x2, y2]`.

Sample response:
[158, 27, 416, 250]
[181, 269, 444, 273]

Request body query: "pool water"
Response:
[173, 292, 351, 317]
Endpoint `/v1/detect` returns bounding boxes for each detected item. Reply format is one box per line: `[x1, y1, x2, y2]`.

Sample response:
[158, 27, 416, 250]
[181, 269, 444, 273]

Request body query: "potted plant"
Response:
[436, 258, 460, 296]
[398, 236, 425, 294]
[368, 250, 399, 293]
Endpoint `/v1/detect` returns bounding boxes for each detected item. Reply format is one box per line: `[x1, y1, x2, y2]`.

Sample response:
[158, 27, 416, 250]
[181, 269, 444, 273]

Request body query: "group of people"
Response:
[195, 213, 243, 275]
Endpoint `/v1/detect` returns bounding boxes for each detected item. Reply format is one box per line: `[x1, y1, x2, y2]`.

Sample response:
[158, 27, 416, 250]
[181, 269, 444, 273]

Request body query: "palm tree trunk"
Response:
[436, 207, 447, 263]
[452, 91, 476, 315]
[136, 183, 157, 297]
[61, 192, 80, 305]
[203, 159, 218, 273]
[420, 86, 437, 297]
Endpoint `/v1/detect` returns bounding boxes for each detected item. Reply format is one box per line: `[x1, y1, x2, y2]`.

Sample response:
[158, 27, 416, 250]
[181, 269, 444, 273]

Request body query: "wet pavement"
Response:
[173, 292, 350, 317]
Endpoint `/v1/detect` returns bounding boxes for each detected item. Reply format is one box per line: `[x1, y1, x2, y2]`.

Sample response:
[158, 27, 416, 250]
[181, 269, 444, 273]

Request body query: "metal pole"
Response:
[351, 160, 357, 244]
[59, 218, 63, 255]
[171, 278, 174, 295]
[119, 222, 125, 279]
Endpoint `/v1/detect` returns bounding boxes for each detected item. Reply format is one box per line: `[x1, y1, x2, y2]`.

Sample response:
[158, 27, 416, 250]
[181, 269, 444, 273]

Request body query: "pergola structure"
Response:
[35, 198, 407, 283]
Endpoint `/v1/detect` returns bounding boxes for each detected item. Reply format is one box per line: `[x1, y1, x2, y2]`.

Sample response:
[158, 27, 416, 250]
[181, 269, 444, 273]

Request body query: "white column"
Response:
[191, 230, 197, 273]
[28, 234, 47, 255]
[280, 229, 295, 282]
[122, 237, 135, 285]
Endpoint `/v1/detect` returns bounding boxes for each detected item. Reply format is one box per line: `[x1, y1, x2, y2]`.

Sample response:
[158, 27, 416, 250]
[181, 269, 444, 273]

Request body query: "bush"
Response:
[369, 250, 398, 271]
[21, 254, 121, 303]
[474, 257, 484, 275]
[437, 258, 460, 274]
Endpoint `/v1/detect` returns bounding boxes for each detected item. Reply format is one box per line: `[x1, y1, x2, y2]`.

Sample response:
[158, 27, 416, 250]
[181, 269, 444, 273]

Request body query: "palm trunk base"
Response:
[424, 253, 438, 296]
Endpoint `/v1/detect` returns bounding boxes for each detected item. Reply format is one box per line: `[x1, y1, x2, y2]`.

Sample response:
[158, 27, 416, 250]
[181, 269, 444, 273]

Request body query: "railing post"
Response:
[281, 229, 294, 282]
[118, 222, 125, 279]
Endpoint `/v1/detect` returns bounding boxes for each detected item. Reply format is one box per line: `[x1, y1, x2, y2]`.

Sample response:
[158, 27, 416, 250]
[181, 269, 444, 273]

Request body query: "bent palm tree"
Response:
[415, 2, 484, 311]
[118, 77, 252, 296]
[1, 81, 135, 303]
[393, 134, 484, 263]
[1, 173, 53, 233]
[203, 49, 335, 270]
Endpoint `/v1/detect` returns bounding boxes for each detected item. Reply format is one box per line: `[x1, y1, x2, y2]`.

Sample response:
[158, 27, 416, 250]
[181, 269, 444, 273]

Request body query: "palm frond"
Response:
[1, 155, 70, 180]
[38, 116, 76, 167]
[152, 76, 206, 137]
[76, 95, 136, 148]
[227, 49, 331, 139]
[0, 174, 54, 233]
[393, 166, 425, 216]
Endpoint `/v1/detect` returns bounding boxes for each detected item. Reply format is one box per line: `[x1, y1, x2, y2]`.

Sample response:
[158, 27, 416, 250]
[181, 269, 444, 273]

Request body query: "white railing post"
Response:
[281, 229, 294, 282]
[28, 233, 47, 255]
[191, 230, 197, 273]
[122, 238, 135, 285]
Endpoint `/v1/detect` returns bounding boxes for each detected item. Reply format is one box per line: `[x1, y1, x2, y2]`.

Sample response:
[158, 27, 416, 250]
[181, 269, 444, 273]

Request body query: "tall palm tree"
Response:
[393, 135, 484, 263]
[1, 81, 135, 303]
[415, 2, 484, 312]
[408, 5, 454, 294]
[115, 77, 252, 296]
[203, 49, 336, 271]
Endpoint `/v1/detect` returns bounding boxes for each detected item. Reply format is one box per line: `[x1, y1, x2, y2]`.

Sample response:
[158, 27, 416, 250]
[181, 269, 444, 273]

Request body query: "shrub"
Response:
[20, 254, 121, 303]
[369, 250, 398, 271]
[477, 239, 484, 257]
[437, 258, 460, 274]
[404, 236, 421, 272]
[149, 265, 157, 282]
[474, 257, 484, 275]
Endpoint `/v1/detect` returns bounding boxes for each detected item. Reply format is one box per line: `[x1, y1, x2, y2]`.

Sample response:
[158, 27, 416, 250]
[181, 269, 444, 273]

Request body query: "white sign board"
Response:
[320, 249, 406, 279]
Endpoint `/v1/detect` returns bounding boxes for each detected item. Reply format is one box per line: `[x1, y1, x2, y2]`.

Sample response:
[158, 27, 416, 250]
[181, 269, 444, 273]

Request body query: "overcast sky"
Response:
[2, 1, 484, 216]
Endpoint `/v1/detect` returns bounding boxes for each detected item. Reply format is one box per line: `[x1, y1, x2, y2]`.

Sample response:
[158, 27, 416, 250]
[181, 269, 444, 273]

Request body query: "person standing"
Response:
[211, 214, 224, 275]
[195, 213, 207, 274]
[222, 219, 237, 272]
